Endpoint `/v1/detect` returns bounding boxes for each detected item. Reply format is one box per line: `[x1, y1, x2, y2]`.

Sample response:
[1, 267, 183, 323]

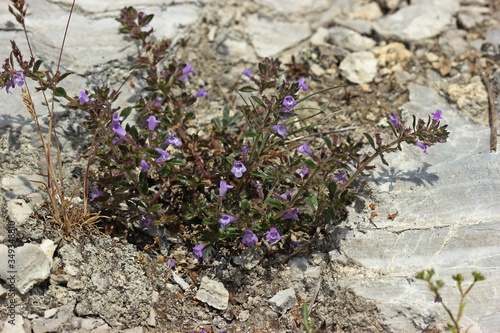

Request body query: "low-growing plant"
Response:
[416, 269, 485, 333]
[2, 1, 449, 262]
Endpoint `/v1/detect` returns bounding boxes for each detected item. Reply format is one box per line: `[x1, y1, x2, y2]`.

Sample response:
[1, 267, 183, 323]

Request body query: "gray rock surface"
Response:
[268, 288, 297, 313]
[0, 240, 56, 294]
[339, 51, 378, 84]
[195, 276, 229, 311]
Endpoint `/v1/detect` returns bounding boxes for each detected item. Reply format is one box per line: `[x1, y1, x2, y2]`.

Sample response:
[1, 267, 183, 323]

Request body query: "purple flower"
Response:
[155, 148, 169, 162]
[280, 190, 294, 201]
[194, 87, 210, 99]
[90, 186, 104, 200]
[181, 63, 195, 82]
[265, 227, 281, 244]
[166, 259, 175, 268]
[219, 180, 234, 197]
[284, 208, 299, 221]
[77, 91, 89, 105]
[152, 98, 162, 107]
[389, 114, 399, 127]
[165, 132, 181, 147]
[242, 68, 253, 78]
[140, 159, 150, 172]
[112, 111, 124, 126]
[141, 215, 152, 228]
[241, 230, 258, 247]
[231, 160, 247, 178]
[334, 170, 347, 182]
[146, 115, 161, 130]
[297, 78, 308, 91]
[282, 95, 297, 110]
[193, 243, 206, 260]
[299, 165, 309, 177]
[290, 241, 298, 252]
[241, 146, 248, 153]
[431, 110, 442, 121]
[297, 143, 312, 156]
[416, 141, 429, 154]
[112, 122, 126, 137]
[271, 124, 288, 139]
[6, 71, 24, 93]
[219, 213, 236, 228]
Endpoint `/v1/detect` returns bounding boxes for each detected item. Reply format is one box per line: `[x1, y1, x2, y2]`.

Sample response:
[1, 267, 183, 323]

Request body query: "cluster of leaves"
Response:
[1, 4, 450, 261]
[416, 269, 485, 333]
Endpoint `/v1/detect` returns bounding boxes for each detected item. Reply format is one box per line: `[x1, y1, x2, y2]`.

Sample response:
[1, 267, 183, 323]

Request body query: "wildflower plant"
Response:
[2, 2, 450, 262]
[416, 269, 485, 333]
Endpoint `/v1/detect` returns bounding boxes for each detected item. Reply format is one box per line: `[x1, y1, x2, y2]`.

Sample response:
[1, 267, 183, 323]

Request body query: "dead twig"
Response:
[479, 71, 497, 152]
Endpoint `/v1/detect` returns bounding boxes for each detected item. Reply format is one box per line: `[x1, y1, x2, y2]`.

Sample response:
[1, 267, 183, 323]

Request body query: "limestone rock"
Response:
[195, 276, 229, 310]
[268, 288, 297, 313]
[447, 76, 488, 123]
[339, 51, 378, 84]
[327, 27, 376, 52]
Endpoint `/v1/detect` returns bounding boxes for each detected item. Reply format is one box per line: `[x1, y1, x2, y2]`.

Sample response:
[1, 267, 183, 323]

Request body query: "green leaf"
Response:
[54, 87, 67, 97]
[57, 71, 73, 83]
[184, 112, 196, 121]
[33, 59, 43, 72]
[140, 180, 149, 195]
[238, 86, 257, 93]
[303, 159, 316, 169]
[379, 153, 389, 166]
[244, 131, 258, 137]
[241, 199, 249, 212]
[128, 125, 139, 140]
[322, 136, 333, 150]
[327, 181, 337, 200]
[120, 106, 133, 120]
[472, 272, 485, 282]
[363, 133, 376, 149]
[168, 158, 187, 167]
[141, 14, 154, 26]
[223, 105, 230, 120]
[264, 199, 283, 209]
[150, 203, 162, 212]
[250, 96, 266, 108]
[305, 195, 318, 211]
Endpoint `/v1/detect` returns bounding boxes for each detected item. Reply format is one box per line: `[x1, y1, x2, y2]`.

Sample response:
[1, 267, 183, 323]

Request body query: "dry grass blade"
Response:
[21, 87, 37, 121]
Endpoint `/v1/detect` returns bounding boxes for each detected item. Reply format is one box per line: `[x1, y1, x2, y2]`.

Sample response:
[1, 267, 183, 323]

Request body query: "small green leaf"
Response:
[57, 71, 73, 83]
[241, 199, 249, 212]
[250, 96, 266, 108]
[150, 203, 162, 212]
[168, 158, 187, 167]
[54, 87, 67, 97]
[264, 199, 283, 209]
[244, 131, 258, 137]
[380, 153, 389, 166]
[303, 159, 316, 169]
[238, 86, 257, 93]
[120, 106, 133, 119]
[363, 133, 376, 149]
[141, 14, 154, 26]
[33, 59, 43, 72]
[140, 180, 149, 195]
[305, 195, 318, 211]
[223, 105, 230, 120]
[322, 136, 333, 150]
[184, 112, 196, 121]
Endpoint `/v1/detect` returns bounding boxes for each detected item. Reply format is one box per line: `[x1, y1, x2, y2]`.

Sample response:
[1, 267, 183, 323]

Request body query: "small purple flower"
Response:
[77, 91, 89, 105]
[112, 122, 127, 137]
[299, 165, 309, 177]
[193, 243, 206, 260]
[219, 213, 236, 228]
[146, 115, 161, 131]
[181, 63, 195, 82]
[242, 68, 253, 78]
[231, 160, 247, 178]
[271, 124, 288, 139]
[90, 186, 104, 200]
[241, 230, 258, 247]
[280, 190, 294, 201]
[195, 87, 210, 99]
[389, 114, 399, 127]
[241, 146, 248, 153]
[265, 227, 281, 244]
[141, 215, 152, 228]
[219, 180, 234, 197]
[166, 259, 175, 268]
[416, 141, 429, 154]
[297, 78, 308, 91]
[112, 111, 124, 125]
[155, 148, 169, 162]
[6, 71, 24, 93]
[290, 241, 298, 252]
[284, 208, 299, 221]
[334, 170, 347, 182]
[282, 95, 297, 110]
[165, 132, 181, 147]
[152, 98, 163, 107]
[140, 159, 150, 172]
[297, 143, 312, 156]
[431, 110, 442, 121]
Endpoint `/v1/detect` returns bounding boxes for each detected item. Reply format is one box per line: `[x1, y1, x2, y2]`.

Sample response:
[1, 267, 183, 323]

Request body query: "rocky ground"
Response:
[1, 0, 500, 332]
